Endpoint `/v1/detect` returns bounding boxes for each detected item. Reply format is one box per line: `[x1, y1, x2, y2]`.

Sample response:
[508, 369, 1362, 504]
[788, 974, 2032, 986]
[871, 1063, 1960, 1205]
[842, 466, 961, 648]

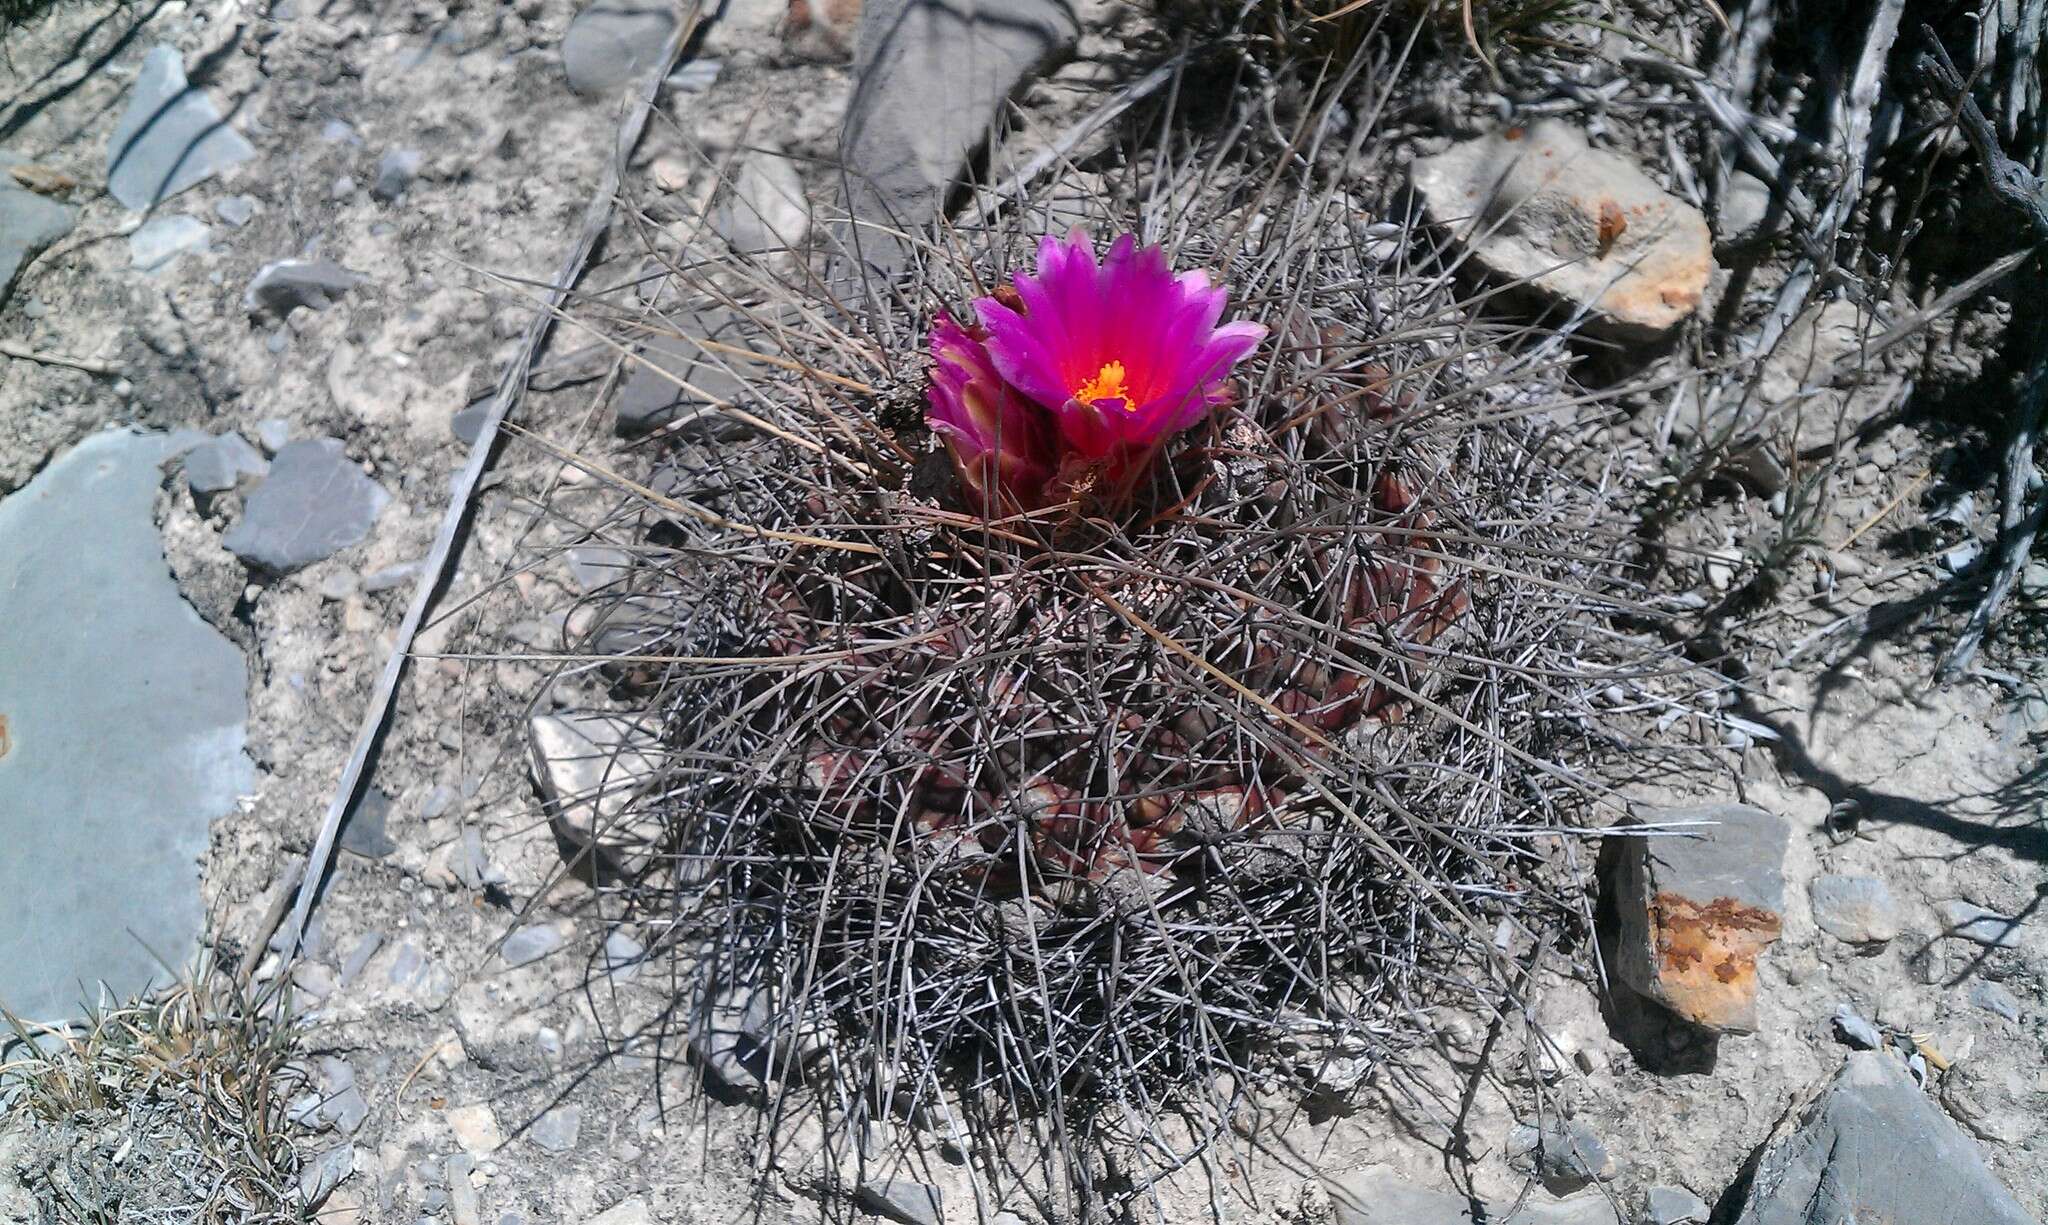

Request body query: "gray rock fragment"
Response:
[256, 418, 290, 453]
[372, 147, 422, 202]
[298, 1143, 353, 1207]
[666, 58, 720, 92]
[317, 1056, 368, 1134]
[339, 787, 398, 858]
[838, 0, 1078, 273]
[1537, 1118, 1615, 1192]
[0, 183, 75, 309]
[529, 1106, 581, 1153]
[451, 400, 491, 445]
[857, 1179, 943, 1225]
[715, 151, 808, 254]
[1729, 1051, 2036, 1225]
[447, 1154, 481, 1225]
[560, 0, 674, 95]
[1603, 803, 1787, 1033]
[1409, 121, 1712, 342]
[0, 431, 254, 1023]
[1968, 980, 2021, 1023]
[604, 929, 645, 977]
[500, 922, 566, 967]
[1829, 1004, 1881, 1051]
[245, 259, 360, 320]
[361, 560, 423, 592]
[129, 214, 210, 271]
[614, 307, 762, 436]
[183, 431, 270, 493]
[320, 119, 358, 144]
[839, 0, 1081, 274]
[1644, 1185, 1708, 1225]
[340, 931, 384, 985]
[688, 987, 768, 1094]
[1942, 901, 2026, 949]
[222, 438, 389, 572]
[565, 544, 631, 591]
[1326, 1170, 1620, 1225]
[527, 712, 667, 875]
[106, 46, 257, 210]
[215, 194, 257, 226]
[1808, 874, 1899, 944]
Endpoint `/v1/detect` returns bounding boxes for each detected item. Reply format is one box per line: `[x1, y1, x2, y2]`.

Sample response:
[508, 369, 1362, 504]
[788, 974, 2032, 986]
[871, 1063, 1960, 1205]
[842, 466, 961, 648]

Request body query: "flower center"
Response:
[1074, 360, 1132, 408]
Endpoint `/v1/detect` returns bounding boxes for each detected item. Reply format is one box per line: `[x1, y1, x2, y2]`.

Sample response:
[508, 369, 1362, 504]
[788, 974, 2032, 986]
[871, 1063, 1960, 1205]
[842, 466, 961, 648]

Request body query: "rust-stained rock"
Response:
[1410, 121, 1713, 342]
[1604, 803, 1787, 1033]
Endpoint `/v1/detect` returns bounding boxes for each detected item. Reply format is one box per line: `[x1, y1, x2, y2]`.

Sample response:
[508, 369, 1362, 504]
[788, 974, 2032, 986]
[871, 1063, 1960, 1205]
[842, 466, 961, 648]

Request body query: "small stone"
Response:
[451, 401, 491, 446]
[1602, 803, 1787, 1033]
[245, 258, 360, 320]
[422, 785, 458, 819]
[527, 713, 667, 874]
[447, 1155, 481, 1225]
[560, 0, 675, 95]
[321, 119, 358, 143]
[1808, 874, 1900, 944]
[298, 1143, 354, 1207]
[604, 929, 645, 976]
[2019, 561, 2048, 601]
[565, 544, 631, 591]
[1410, 121, 1712, 342]
[1830, 1004, 1882, 1051]
[1644, 1185, 1708, 1225]
[715, 151, 808, 254]
[665, 58, 721, 92]
[0, 184, 75, 308]
[223, 438, 389, 572]
[129, 214, 210, 271]
[1943, 901, 2025, 949]
[447, 1103, 503, 1154]
[340, 931, 383, 985]
[183, 432, 270, 494]
[613, 307, 760, 435]
[215, 194, 257, 226]
[529, 1106, 581, 1153]
[1940, 541, 1983, 574]
[499, 922, 567, 967]
[318, 1056, 369, 1134]
[650, 155, 691, 193]
[372, 148, 423, 202]
[1967, 980, 2021, 1022]
[1716, 170, 1774, 243]
[330, 175, 357, 200]
[361, 560, 424, 592]
[256, 418, 291, 453]
[318, 570, 358, 601]
[339, 787, 398, 858]
[1536, 1118, 1614, 1192]
[293, 960, 337, 1001]
[1728, 1051, 2034, 1225]
[106, 46, 256, 210]
[856, 1179, 942, 1225]
[585, 1199, 653, 1225]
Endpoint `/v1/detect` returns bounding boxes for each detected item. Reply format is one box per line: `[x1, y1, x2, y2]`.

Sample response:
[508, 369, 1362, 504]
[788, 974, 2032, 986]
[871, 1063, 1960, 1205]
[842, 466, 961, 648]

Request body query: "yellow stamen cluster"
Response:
[1075, 360, 1132, 408]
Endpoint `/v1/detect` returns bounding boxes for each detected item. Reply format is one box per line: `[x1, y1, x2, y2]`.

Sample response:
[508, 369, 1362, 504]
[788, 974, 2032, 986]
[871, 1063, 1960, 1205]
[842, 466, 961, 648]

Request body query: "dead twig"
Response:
[0, 338, 118, 376]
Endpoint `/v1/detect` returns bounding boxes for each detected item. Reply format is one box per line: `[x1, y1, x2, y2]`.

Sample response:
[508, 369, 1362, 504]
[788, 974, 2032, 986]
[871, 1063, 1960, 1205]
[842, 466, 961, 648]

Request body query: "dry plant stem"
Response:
[244, 7, 701, 976]
[0, 338, 118, 375]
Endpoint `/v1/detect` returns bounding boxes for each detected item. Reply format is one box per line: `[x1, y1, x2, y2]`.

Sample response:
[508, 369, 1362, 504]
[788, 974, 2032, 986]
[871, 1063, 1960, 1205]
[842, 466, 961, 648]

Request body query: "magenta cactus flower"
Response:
[925, 230, 1266, 510]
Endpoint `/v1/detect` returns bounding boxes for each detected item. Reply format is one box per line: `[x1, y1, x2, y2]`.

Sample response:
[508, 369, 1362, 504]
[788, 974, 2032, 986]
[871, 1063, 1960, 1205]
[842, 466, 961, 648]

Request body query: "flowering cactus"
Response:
[925, 230, 1266, 509]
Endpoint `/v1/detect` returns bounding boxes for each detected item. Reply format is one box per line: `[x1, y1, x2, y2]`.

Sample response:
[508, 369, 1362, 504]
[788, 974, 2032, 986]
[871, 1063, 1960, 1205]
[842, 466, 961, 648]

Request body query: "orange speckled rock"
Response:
[1410, 120, 1714, 343]
[1606, 803, 1788, 1033]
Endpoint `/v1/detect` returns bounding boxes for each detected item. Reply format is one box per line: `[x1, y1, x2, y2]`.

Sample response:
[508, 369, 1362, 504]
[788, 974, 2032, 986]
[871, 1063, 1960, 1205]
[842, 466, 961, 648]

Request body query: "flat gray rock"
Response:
[615, 307, 761, 436]
[182, 431, 269, 493]
[1410, 121, 1712, 342]
[857, 1179, 943, 1225]
[1645, 1185, 1708, 1225]
[339, 787, 398, 858]
[0, 431, 255, 1023]
[1942, 900, 2026, 949]
[838, 0, 1077, 272]
[1730, 1051, 2037, 1225]
[222, 438, 388, 573]
[528, 1106, 580, 1153]
[129, 214, 210, 271]
[245, 259, 360, 320]
[714, 151, 808, 254]
[560, 0, 674, 95]
[500, 922, 566, 967]
[1604, 803, 1787, 1033]
[1808, 874, 1899, 944]
[372, 147, 422, 202]
[1325, 1170, 1620, 1225]
[106, 45, 257, 210]
[0, 185, 75, 309]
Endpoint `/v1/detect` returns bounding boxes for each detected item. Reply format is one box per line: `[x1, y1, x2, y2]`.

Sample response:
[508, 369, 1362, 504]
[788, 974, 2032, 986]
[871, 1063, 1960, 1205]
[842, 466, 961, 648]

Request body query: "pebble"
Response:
[715, 150, 809, 254]
[560, 0, 675, 95]
[1645, 1185, 1709, 1225]
[318, 1056, 369, 1134]
[2019, 561, 2048, 601]
[339, 788, 399, 858]
[298, 1143, 354, 1208]
[528, 713, 667, 873]
[529, 1106, 581, 1153]
[446, 1155, 481, 1225]
[340, 931, 384, 985]
[1942, 901, 2024, 949]
[585, 1199, 653, 1225]
[183, 431, 270, 494]
[215, 194, 257, 226]
[447, 1103, 504, 1154]
[318, 570, 359, 601]
[321, 119, 358, 143]
[1940, 541, 1983, 574]
[372, 148, 423, 202]
[1537, 1118, 1615, 1192]
[603, 929, 645, 978]
[1808, 874, 1900, 944]
[245, 258, 360, 320]
[0, 180, 75, 308]
[499, 922, 567, 967]
[361, 560, 424, 593]
[129, 214, 211, 271]
[1967, 980, 2021, 1023]
[331, 175, 357, 199]
[856, 1179, 943, 1225]
[222, 438, 389, 573]
[106, 46, 256, 209]
[1410, 121, 1712, 341]
[451, 401, 491, 446]
[1830, 1004, 1882, 1050]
